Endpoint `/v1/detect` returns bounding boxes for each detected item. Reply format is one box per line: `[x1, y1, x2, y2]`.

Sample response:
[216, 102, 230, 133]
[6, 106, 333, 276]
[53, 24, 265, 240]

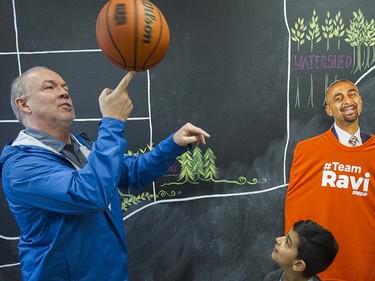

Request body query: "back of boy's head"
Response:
[293, 220, 338, 278]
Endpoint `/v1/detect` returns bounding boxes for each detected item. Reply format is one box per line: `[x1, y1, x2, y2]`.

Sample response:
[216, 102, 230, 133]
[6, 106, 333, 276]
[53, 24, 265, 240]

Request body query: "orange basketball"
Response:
[96, 0, 170, 71]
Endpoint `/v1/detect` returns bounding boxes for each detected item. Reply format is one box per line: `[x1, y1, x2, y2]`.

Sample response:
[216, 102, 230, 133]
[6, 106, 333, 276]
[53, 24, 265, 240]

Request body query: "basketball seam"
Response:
[133, 0, 138, 71]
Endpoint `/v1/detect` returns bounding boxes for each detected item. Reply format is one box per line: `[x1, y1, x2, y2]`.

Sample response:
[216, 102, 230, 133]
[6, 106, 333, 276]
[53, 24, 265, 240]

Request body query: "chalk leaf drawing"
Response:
[291, 8, 375, 108]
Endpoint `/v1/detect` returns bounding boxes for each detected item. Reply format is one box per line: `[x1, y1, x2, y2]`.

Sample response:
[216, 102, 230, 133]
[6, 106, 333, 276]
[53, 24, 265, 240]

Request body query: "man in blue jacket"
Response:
[0, 66, 210, 281]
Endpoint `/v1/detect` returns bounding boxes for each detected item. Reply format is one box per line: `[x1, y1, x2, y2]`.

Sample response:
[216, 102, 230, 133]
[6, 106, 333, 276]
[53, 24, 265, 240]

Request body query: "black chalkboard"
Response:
[1, 0, 375, 280]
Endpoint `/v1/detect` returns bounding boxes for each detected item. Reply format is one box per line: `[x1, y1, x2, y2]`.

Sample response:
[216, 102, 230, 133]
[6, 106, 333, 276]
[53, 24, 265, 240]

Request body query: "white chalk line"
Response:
[12, 0, 21, 74]
[355, 65, 375, 85]
[123, 183, 288, 220]
[0, 49, 101, 56]
[0, 184, 288, 241]
[0, 235, 18, 240]
[0, 236, 20, 269]
[283, 0, 292, 185]
[0, 262, 20, 269]
[0, 117, 150, 123]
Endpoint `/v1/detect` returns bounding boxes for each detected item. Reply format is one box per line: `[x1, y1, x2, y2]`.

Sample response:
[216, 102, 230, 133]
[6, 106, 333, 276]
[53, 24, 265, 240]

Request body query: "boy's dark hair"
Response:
[293, 220, 338, 278]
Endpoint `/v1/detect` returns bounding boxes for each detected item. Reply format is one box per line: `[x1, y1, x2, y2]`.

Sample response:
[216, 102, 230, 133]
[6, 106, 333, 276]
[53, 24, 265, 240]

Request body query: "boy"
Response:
[263, 220, 338, 281]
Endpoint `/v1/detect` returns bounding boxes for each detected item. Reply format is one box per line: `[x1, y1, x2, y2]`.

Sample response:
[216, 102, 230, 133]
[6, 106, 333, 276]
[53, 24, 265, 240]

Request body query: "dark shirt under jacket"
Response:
[25, 128, 87, 169]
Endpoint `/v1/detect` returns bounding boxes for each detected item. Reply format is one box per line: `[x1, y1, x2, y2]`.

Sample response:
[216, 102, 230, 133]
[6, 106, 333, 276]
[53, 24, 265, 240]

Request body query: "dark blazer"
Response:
[330, 126, 371, 144]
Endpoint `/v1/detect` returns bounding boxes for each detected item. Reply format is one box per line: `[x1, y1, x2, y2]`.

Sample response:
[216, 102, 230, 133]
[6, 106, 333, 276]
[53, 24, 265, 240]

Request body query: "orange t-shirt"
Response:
[285, 130, 375, 281]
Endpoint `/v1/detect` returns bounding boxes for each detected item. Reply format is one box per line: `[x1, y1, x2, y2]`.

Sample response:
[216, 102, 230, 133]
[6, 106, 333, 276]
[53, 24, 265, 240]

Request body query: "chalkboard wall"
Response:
[1, 0, 375, 280]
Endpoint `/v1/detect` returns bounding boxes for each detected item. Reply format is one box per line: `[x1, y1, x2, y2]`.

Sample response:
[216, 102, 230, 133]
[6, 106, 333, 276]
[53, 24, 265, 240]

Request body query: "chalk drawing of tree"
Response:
[307, 74, 314, 107]
[203, 148, 218, 181]
[333, 11, 345, 50]
[291, 17, 307, 109]
[345, 9, 365, 74]
[192, 146, 205, 181]
[306, 9, 322, 53]
[178, 151, 196, 183]
[363, 19, 375, 69]
[160, 147, 266, 187]
[295, 76, 300, 109]
[323, 73, 329, 106]
[305, 10, 321, 109]
[291, 17, 307, 52]
[322, 11, 334, 51]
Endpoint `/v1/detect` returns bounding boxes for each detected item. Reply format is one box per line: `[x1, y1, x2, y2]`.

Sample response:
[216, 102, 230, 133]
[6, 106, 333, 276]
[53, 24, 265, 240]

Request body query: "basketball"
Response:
[96, 0, 170, 71]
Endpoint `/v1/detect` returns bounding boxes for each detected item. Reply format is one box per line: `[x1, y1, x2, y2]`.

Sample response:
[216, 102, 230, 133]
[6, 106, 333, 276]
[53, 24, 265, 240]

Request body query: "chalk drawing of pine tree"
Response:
[178, 150, 196, 183]
[203, 148, 219, 181]
[161, 146, 266, 186]
[192, 146, 205, 181]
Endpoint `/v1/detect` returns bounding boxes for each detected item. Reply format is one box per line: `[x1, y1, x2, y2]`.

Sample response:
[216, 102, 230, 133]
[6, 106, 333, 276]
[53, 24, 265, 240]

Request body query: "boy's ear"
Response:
[292, 259, 306, 272]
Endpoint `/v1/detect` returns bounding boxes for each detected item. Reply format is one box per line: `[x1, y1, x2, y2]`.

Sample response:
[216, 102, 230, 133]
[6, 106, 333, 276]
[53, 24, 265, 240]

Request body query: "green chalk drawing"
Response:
[291, 17, 307, 52]
[120, 190, 181, 211]
[161, 147, 266, 187]
[306, 9, 322, 53]
[322, 11, 334, 51]
[333, 11, 345, 50]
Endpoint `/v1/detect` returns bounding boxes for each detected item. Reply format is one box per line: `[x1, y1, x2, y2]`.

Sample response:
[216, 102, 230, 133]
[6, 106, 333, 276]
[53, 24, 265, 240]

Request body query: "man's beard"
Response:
[341, 102, 359, 123]
[343, 113, 358, 123]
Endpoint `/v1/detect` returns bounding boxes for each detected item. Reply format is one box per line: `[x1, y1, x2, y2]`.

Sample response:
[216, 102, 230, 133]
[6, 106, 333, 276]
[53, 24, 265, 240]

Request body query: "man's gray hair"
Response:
[10, 66, 49, 122]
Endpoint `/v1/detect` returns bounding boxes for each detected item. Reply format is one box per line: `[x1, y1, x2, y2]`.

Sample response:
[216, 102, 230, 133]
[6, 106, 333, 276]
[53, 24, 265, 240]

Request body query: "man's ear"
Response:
[15, 98, 31, 113]
[292, 259, 306, 272]
[325, 105, 333, 117]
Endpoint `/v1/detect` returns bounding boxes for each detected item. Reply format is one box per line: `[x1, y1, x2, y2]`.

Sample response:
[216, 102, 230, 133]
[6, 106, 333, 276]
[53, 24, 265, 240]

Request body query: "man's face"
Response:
[271, 228, 300, 268]
[325, 81, 362, 127]
[21, 69, 75, 128]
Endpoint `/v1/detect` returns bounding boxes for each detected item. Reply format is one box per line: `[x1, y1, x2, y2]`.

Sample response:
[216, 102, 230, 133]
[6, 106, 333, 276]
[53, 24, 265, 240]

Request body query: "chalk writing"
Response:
[294, 54, 352, 70]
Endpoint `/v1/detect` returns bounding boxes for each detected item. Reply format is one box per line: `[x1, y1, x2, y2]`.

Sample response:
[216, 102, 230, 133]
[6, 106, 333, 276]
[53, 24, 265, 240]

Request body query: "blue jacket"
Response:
[0, 118, 185, 281]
